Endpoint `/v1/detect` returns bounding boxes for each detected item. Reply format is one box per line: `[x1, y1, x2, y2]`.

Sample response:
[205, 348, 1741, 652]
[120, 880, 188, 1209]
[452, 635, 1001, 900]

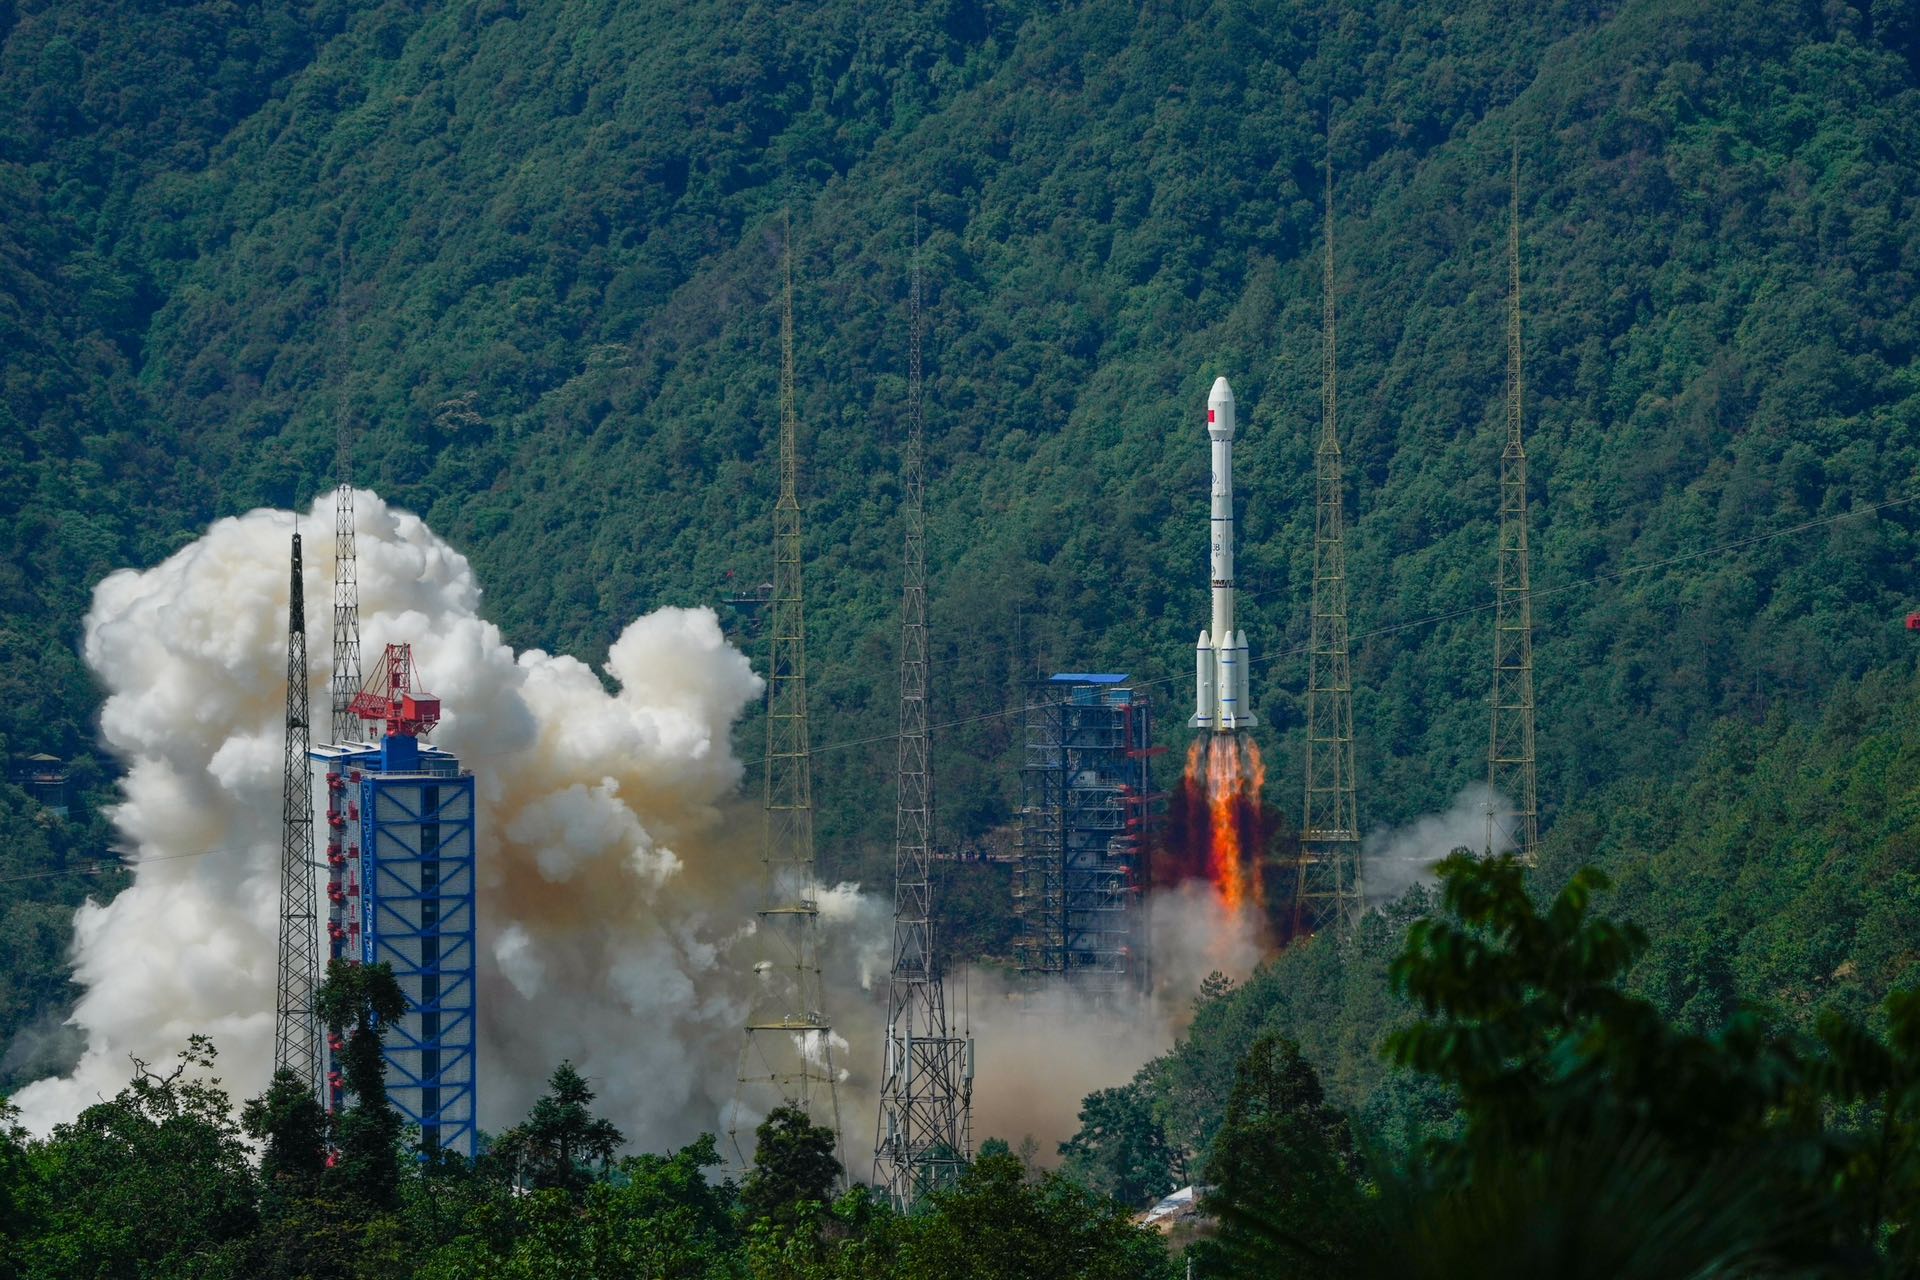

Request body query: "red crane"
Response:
[347, 643, 440, 739]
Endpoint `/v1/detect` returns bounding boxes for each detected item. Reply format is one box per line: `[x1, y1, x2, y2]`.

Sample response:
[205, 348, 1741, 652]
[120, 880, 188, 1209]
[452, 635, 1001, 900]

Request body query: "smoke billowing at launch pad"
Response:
[7, 492, 1261, 1165]
[7, 493, 849, 1147]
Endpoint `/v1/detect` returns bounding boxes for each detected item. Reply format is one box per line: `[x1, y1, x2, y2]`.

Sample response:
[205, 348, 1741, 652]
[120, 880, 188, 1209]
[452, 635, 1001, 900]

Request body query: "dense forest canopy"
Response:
[3, 2, 1920, 1269]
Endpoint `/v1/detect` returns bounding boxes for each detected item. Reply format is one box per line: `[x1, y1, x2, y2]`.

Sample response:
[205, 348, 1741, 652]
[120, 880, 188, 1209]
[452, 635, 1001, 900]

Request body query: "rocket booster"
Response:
[1190, 376, 1255, 733]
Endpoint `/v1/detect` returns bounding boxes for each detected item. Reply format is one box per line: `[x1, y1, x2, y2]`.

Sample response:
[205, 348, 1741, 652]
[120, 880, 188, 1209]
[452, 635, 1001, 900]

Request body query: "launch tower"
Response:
[331, 484, 362, 743]
[313, 643, 478, 1157]
[1015, 675, 1153, 992]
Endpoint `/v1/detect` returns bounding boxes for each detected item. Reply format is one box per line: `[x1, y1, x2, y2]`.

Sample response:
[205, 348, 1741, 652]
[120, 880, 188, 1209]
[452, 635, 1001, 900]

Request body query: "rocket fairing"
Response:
[1190, 377, 1256, 733]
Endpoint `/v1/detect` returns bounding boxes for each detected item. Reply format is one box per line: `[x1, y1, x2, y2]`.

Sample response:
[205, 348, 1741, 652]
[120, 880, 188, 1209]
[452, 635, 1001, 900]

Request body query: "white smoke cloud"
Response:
[816, 880, 894, 994]
[1362, 784, 1507, 905]
[1146, 880, 1267, 996]
[12, 492, 886, 1154]
[956, 884, 1266, 1163]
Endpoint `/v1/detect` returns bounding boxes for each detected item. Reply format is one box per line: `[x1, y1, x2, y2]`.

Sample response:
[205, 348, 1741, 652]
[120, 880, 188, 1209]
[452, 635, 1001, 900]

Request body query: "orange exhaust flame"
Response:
[1179, 734, 1267, 912]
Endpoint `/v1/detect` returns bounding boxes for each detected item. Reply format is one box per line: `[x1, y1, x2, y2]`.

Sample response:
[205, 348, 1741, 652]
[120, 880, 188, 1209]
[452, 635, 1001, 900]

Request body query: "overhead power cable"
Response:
[0, 845, 252, 886]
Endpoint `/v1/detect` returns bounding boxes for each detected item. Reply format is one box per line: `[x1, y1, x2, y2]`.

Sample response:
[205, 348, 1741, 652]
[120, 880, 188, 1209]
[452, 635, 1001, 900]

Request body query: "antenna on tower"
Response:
[329, 224, 362, 745]
[1488, 135, 1540, 861]
[274, 526, 321, 1096]
[732, 214, 845, 1174]
[874, 204, 973, 1209]
[1295, 132, 1365, 936]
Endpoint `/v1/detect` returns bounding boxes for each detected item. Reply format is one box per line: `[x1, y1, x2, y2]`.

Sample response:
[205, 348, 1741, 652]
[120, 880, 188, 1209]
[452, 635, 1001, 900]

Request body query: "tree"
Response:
[742, 1104, 842, 1228]
[0, 1100, 41, 1280]
[315, 958, 408, 1211]
[1386, 854, 1806, 1168]
[238, 1067, 356, 1280]
[1058, 1081, 1177, 1209]
[19, 1037, 258, 1277]
[1812, 987, 1920, 1269]
[492, 1060, 625, 1199]
[242, 1067, 327, 1198]
[597, 1133, 743, 1278]
[1195, 1034, 1368, 1277]
[898, 1150, 1175, 1280]
[1365, 853, 1838, 1276]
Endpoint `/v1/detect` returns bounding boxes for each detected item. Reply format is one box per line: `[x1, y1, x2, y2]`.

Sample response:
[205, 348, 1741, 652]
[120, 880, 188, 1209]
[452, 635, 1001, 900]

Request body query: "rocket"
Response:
[1191, 376, 1255, 733]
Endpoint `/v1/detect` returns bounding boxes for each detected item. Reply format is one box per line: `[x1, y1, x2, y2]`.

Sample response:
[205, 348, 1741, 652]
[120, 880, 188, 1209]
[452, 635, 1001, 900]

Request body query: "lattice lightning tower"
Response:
[274, 528, 321, 1096]
[330, 292, 362, 744]
[1487, 138, 1540, 861]
[732, 220, 845, 1172]
[1295, 148, 1365, 936]
[873, 213, 972, 1209]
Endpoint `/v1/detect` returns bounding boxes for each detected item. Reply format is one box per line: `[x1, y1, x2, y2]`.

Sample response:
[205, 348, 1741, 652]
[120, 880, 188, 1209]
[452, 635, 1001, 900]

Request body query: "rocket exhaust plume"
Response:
[1171, 735, 1268, 915]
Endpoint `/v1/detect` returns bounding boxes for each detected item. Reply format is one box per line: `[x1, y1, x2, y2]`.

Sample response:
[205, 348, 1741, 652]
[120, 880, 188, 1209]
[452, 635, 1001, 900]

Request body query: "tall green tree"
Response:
[238, 1067, 354, 1280]
[0, 1100, 41, 1280]
[598, 1134, 743, 1277]
[1195, 1034, 1369, 1277]
[1362, 853, 1842, 1275]
[1386, 854, 1810, 1170]
[314, 959, 408, 1212]
[741, 1104, 842, 1229]
[492, 1060, 625, 1199]
[1058, 1081, 1178, 1210]
[242, 1067, 327, 1199]
[1812, 987, 1920, 1269]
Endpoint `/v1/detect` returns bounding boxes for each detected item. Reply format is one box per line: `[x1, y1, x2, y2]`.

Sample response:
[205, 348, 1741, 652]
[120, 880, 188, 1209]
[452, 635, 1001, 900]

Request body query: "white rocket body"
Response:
[1190, 376, 1255, 733]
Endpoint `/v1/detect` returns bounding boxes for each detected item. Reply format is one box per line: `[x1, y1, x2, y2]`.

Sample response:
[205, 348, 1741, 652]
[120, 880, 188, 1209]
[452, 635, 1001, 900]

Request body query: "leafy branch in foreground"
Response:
[1213, 853, 1920, 1277]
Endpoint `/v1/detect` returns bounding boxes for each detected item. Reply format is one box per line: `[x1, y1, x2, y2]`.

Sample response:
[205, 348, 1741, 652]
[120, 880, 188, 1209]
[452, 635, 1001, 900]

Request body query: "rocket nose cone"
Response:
[1207, 375, 1236, 439]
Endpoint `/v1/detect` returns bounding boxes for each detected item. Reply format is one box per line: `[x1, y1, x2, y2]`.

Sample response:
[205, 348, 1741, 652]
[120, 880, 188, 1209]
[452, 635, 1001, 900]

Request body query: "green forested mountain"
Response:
[2, 0, 1918, 1119]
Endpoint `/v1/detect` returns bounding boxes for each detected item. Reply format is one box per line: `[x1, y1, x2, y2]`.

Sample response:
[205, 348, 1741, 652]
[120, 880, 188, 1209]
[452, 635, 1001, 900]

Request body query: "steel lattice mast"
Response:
[329, 267, 362, 745]
[732, 219, 845, 1172]
[274, 528, 322, 1095]
[1295, 148, 1365, 937]
[1488, 138, 1540, 861]
[330, 487, 361, 741]
[873, 213, 972, 1209]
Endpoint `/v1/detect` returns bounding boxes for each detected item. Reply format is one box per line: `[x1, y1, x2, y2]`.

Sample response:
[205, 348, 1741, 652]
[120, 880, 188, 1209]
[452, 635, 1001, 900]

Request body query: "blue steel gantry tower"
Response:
[313, 642, 478, 1157]
[1015, 674, 1155, 995]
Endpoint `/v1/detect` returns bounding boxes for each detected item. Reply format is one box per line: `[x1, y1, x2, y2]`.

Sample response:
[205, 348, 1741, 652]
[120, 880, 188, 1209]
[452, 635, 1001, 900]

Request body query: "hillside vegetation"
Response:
[1, 0, 1917, 1095]
[1087, 660, 1920, 1196]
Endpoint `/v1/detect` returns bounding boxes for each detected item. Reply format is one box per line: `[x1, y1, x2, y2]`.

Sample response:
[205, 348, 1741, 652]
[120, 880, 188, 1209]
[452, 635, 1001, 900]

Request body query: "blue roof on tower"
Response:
[1048, 673, 1129, 684]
